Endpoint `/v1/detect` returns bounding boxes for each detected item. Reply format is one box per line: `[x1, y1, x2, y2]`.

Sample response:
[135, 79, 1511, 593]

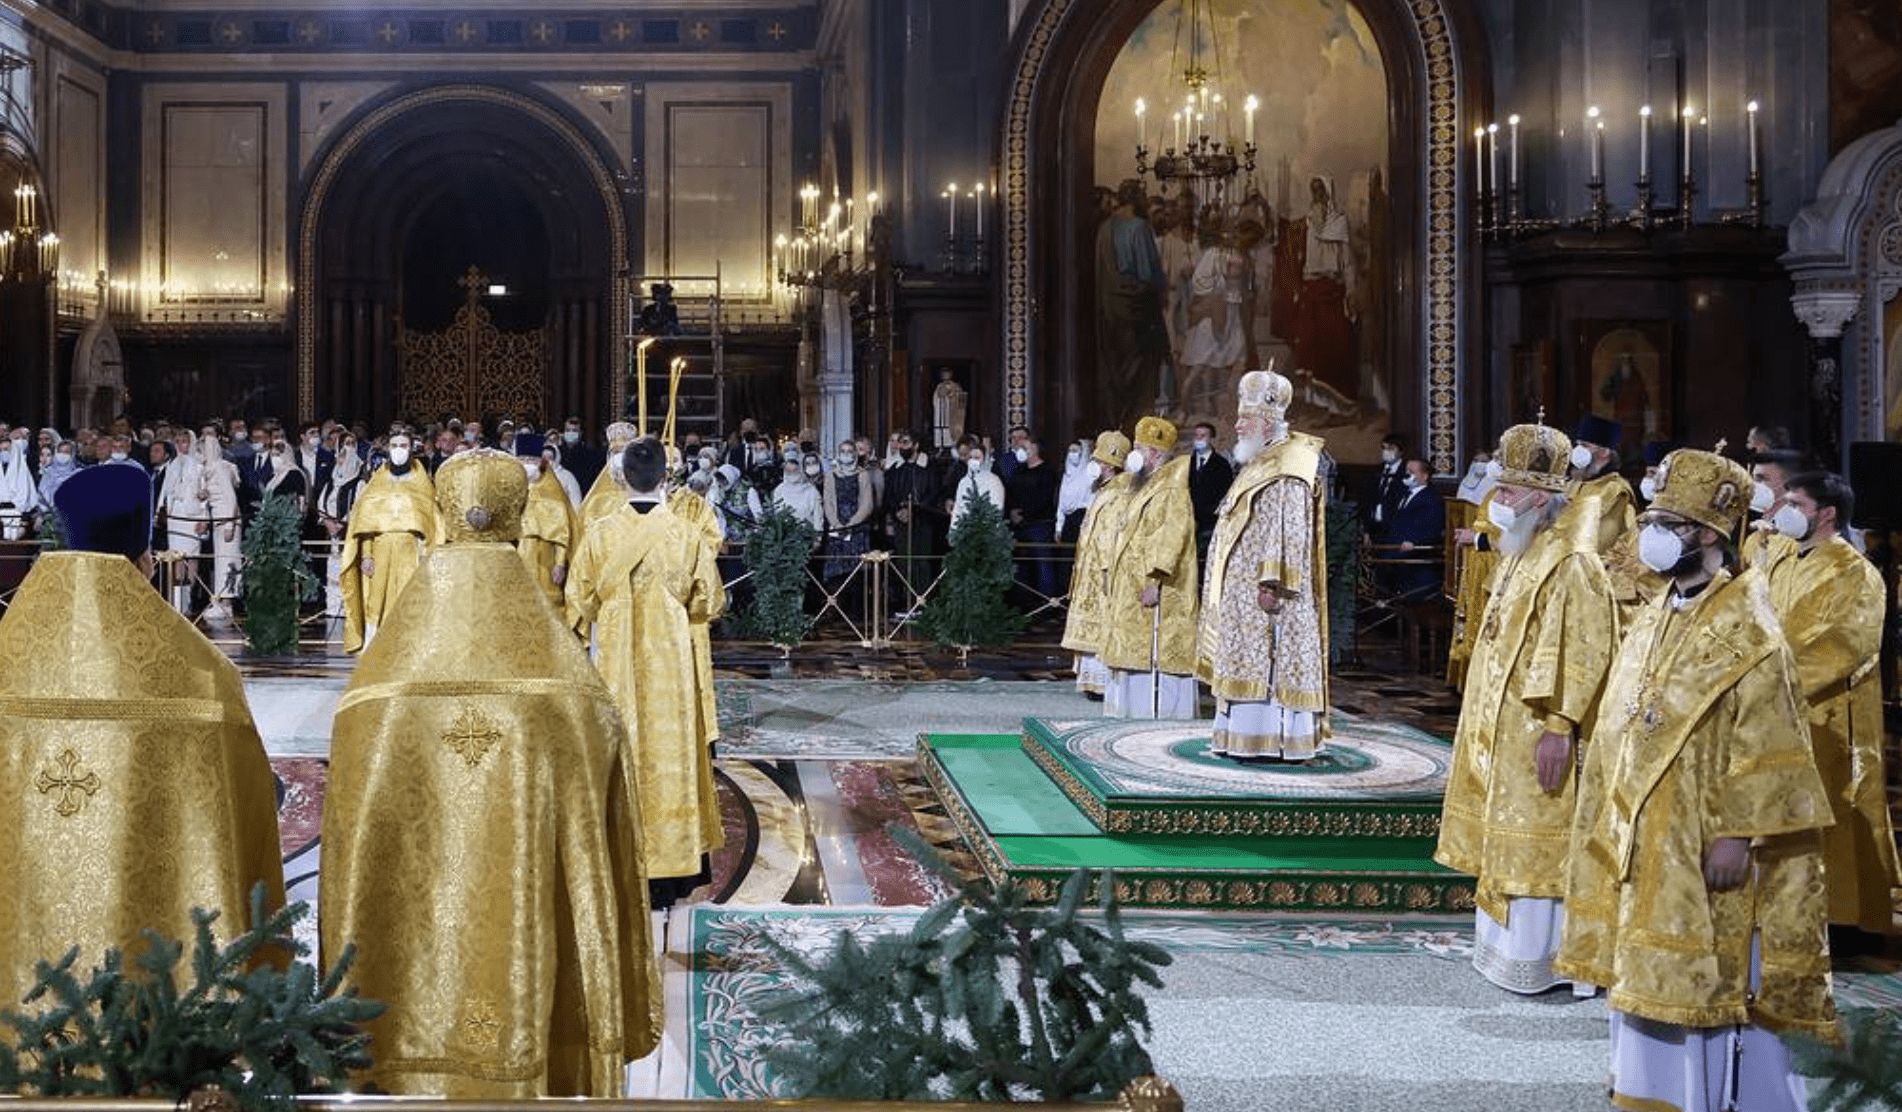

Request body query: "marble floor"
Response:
[244, 630, 1897, 1109]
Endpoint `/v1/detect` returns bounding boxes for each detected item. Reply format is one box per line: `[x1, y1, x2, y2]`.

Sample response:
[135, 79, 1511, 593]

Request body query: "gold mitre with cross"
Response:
[1494, 419, 1573, 493]
[1651, 444, 1751, 535]
[1091, 429, 1131, 468]
[436, 448, 529, 544]
[604, 421, 638, 451]
[1236, 364, 1292, 422]
[1133, 415, 1178, 452]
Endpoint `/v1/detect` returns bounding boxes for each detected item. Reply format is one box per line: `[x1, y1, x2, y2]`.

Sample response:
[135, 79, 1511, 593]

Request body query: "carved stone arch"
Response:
[1783, 117, 1902, 447]
[999, 0, 1490, 473]
[294, 83, 630, 428]
[68, 314, 125, 431]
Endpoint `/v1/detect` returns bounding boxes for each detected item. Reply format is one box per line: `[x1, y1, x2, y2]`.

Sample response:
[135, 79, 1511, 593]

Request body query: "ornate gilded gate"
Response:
[399, 266, 546, 423]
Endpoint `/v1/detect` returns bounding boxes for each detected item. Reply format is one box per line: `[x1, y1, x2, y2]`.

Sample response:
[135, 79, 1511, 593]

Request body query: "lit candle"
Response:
[1487, 123, 1499, 195]
[1746, 99, 1760, 175]
[1474, 126, 1486, 193]
[1507, 114, 1520, 187]
[973, 184, 984, 240]
[1244, 95, 1258, 147]
[946, 184, 957, 239]
[1682, 105, 1695, 178]
[1586, 106, 1602, 180]
[1136, 98, 1147, 149]
[1639, 105, 1652, 182]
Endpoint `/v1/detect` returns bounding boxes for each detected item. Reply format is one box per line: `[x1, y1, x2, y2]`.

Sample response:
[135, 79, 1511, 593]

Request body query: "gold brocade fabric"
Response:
[519, 469, 580, 613]
[1099, 456, 1200, 676]
[1445, 496, 1499, 690]
[1766, 537, 1900, 931]
[566, 501, 724, 879]
[1196, 432, 1329, 720]
[669, 489, 727, 770]
[340, 466, 441, 654]
[1575, 472, 1635, 554]
[1434, 516, 1617, 916]
[1059, 475, 1133, 657]
[580, 466, 630, 528]
[0, 552, 284, 998]
[321, 544, 660, 1096]
[1569, 474, 1650, 627]
[1556, 568, 1837, 1037]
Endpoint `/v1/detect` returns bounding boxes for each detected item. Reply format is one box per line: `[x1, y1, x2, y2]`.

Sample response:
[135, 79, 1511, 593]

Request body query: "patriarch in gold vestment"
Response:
[1759, 469, 1899, 933]
[0, 465, 283, 1000]
[340, 431, 440, 653]
[321, 450, 659, 1096]
[1558, 448, 1835, 1111]
[513, 433, 580, 614]
[1435, 421, 1616, 995]
[1058, 430, 1130, 696]
[567, 438, 725, 892]
[1196, 369, 1329, 761]
[1099, 416, 1200, 718]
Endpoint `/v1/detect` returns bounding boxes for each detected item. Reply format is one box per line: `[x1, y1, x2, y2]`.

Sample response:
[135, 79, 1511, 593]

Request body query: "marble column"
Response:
[817, 288, 856, 450]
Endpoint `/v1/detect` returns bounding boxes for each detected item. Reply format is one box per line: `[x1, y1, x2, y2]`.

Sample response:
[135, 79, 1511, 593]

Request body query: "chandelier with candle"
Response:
[1, 184, 58, 282]
[775, 183, 881, 293]
[1133, 0, 1256, 194]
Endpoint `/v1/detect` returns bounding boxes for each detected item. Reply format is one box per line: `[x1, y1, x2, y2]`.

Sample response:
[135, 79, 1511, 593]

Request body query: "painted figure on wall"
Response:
[1094, 179, 1174, 429]
[1094, 0, 1390, 463]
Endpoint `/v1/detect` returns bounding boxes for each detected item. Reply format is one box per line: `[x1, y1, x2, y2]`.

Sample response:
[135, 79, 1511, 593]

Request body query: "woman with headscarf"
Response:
[262, 435, 309, 512]
[0, 433, 39, 541]
[34, 440, 78, 512]
[542, 440, 584, 509]
[315, 434, 366, 618]
[194, 426, 245, 616]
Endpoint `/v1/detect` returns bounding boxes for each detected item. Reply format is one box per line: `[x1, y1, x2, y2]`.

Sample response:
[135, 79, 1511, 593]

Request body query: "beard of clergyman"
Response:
[1496, 493, 1564, 557]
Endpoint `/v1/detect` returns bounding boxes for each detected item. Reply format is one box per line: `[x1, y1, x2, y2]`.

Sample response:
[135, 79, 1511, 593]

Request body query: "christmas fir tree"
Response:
[914, 489, 1025, 650]
[730, 501, 817, 650]
[240, 493, 317, 655]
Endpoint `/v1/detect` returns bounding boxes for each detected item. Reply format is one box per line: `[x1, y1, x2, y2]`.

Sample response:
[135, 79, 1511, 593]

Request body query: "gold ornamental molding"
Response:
[295, 83, 628, 425]
[1001, 0, 1471, 474]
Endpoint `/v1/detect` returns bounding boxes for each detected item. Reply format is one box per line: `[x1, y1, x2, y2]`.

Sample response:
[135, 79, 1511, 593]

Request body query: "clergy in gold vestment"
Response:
[567, 438, 725, 892]
[0, 465, 283, 999]
[340, 432, 440, 653]
[321, 450, 658, 1097]
[580, 421, 639, 528]
[668, 467, 729, 856]
[513, 434, 580, 612]
[1059, 430, 1130, 696]
[1099, 416, 1200, 719]
[1196, 370, 1330, 761]
[1761, 470, 1899, 933]
[1435, 421, 1616, 995]
[1445, 482, 1499, 691]
[1558, 449, 1835, 1112]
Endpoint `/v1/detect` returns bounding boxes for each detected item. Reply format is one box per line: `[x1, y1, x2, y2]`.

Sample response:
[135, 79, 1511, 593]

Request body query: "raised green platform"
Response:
[1021, 716, 1449, 839]
[921, 732, 1472, 914]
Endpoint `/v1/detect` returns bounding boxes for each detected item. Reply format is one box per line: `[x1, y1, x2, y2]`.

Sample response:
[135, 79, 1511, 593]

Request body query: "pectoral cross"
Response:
[37, 749, 101, 817]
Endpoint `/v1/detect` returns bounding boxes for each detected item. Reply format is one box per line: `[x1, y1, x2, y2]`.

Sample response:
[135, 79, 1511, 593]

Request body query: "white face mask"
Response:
[1485, 499, 1518, 531]
[1381, 448, 1398, 464]
[1637, 523, 1686, 574]
[563, 430, 580, 443]
[523, 460, 541, 480]
[1193, 438, 1210, 453]
[1750, 481, 1775, 514]
[1639, 475, 1658, 502]
[838, 451, 856, 466]
[1124, 448, 1147, 474]
[1405, 474, 1424, 491]
[1772, 504, 1814, 541]
[1569, 444, 1594, 471]
[1012, 446, 1029, 464]
[109, 451, 128, 461]
[55, 451, 72, 464]
[966, 457, 984, 473]
[388, 445, 411, 467]
[1086, 460, 1103, 481]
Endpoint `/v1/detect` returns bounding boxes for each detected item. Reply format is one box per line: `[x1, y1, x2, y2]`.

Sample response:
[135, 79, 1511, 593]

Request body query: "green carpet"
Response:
[921, 733, 1472, 914]
[1023, 715, 1448, 838]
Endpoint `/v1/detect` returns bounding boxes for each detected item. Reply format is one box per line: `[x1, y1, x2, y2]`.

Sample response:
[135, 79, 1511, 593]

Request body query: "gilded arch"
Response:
[1000, 0, 1483, 473]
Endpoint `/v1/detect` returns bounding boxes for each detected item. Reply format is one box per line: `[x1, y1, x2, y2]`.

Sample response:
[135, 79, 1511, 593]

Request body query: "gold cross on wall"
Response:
[689, 21, 711, 41]
[453, 20, 478, 43]
[37, 749, 101, 817]
[296, 21, 320, 44]
[531, 20, 555, 44]
[767, 21, 787, 41]
[219, 22, 244, 44]
[609, 20, 633, 42]
[377, 21, 400, 45]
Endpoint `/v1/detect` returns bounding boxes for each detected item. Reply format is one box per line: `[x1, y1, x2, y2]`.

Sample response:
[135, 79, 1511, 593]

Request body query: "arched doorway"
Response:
[1001, 0, 1490, 473]
[296, 84, 628, 431]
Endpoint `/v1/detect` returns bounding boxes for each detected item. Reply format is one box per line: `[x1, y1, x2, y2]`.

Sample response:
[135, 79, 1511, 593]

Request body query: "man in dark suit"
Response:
[1362, 431, 1409, 542]
[559, 415, 605, 491]
[1380, 457, 1445, 601]
[1186, 421, 1234, 572]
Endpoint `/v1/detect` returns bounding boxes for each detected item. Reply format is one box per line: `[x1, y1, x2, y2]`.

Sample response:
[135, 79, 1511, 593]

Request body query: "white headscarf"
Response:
[1057, 441, 1096, 522]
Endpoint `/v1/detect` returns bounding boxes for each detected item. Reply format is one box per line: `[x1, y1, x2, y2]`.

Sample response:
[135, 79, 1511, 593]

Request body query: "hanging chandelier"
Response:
[1133, 0, 1256, 190]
